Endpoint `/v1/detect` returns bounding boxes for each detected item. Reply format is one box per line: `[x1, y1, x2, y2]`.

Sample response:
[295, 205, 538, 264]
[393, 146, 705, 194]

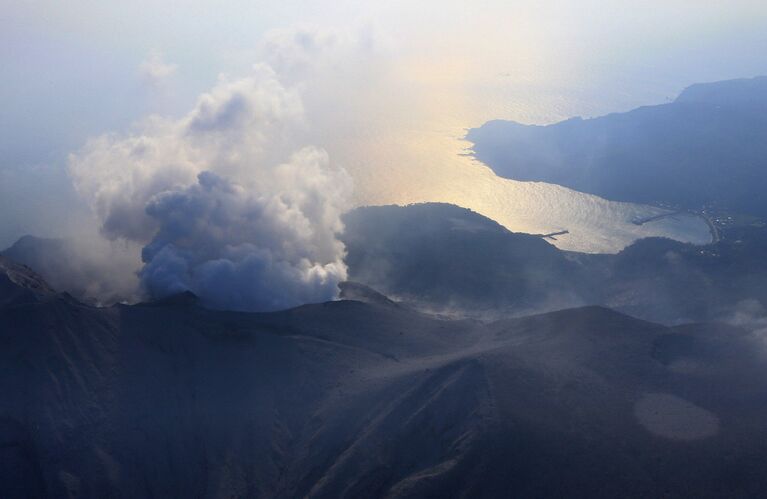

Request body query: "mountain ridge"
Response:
[467, 76, 767, 216]
[2, 253, 767, 497]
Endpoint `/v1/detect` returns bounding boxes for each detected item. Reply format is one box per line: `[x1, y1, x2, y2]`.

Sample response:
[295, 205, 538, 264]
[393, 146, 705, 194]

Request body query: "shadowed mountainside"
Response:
[0, 255, 56, 307]
[8, 203, 767, 324]
[342, 203, 767, 324]
[2, 255, 767, 497]
[1, 235, 138, 306]
[342, 203, 590, 317]
[467, 76, 767, 215]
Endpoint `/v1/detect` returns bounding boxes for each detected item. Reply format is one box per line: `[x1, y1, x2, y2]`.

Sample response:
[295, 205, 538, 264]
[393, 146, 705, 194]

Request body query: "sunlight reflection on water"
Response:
[316, 56, 713, 254]
[337, 122, 711, 254]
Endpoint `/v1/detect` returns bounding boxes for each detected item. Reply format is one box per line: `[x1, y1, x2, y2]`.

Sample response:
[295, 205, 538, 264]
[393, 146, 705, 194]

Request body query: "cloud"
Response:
[140, 152, 350, 311]
[139, 51, 178, 87]
[258, 25, 380, 85]
[69, 33, 358, 310]
[70, 65, 304, 239]
[2, 233, 142, 306]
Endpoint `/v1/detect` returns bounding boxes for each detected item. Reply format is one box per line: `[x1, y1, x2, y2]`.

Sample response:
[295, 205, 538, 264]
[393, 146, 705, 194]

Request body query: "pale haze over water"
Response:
[1, 0, 765, 251]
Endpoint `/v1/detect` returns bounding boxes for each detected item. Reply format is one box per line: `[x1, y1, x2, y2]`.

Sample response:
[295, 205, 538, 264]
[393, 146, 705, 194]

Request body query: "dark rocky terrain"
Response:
[342, 203, 589, 318]
[343, 203, 767, 324]
[7, 202, 767, 326]
[2, 254, 767, 498]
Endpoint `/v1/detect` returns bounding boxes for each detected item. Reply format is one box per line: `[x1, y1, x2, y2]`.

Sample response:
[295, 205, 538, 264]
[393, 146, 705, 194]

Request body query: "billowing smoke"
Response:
[68, 31, 362, 310]
[140, 151, 349, 311]
[70, 64, 307, 243]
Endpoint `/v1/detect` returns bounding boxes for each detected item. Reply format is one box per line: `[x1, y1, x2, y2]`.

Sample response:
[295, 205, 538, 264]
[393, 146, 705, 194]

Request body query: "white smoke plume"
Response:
[140, 151, 349, 311]
[68, 28, 365, 311]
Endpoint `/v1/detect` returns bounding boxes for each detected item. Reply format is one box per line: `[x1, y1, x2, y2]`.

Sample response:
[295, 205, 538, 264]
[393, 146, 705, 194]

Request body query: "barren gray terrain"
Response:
[2, 255, 767, 498]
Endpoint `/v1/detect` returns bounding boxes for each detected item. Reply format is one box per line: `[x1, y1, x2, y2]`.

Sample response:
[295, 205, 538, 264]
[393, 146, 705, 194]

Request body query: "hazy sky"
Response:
[2, 0, 767, 248]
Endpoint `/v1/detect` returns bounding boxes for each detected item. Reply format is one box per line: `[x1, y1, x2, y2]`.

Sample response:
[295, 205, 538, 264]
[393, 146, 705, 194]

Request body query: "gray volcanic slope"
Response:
[2, 255, 767, 498]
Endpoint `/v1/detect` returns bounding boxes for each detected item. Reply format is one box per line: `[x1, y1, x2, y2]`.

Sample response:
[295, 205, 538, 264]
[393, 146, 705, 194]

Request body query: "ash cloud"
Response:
[140, 152, 349, 311]
[66, 28, 365, 310]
